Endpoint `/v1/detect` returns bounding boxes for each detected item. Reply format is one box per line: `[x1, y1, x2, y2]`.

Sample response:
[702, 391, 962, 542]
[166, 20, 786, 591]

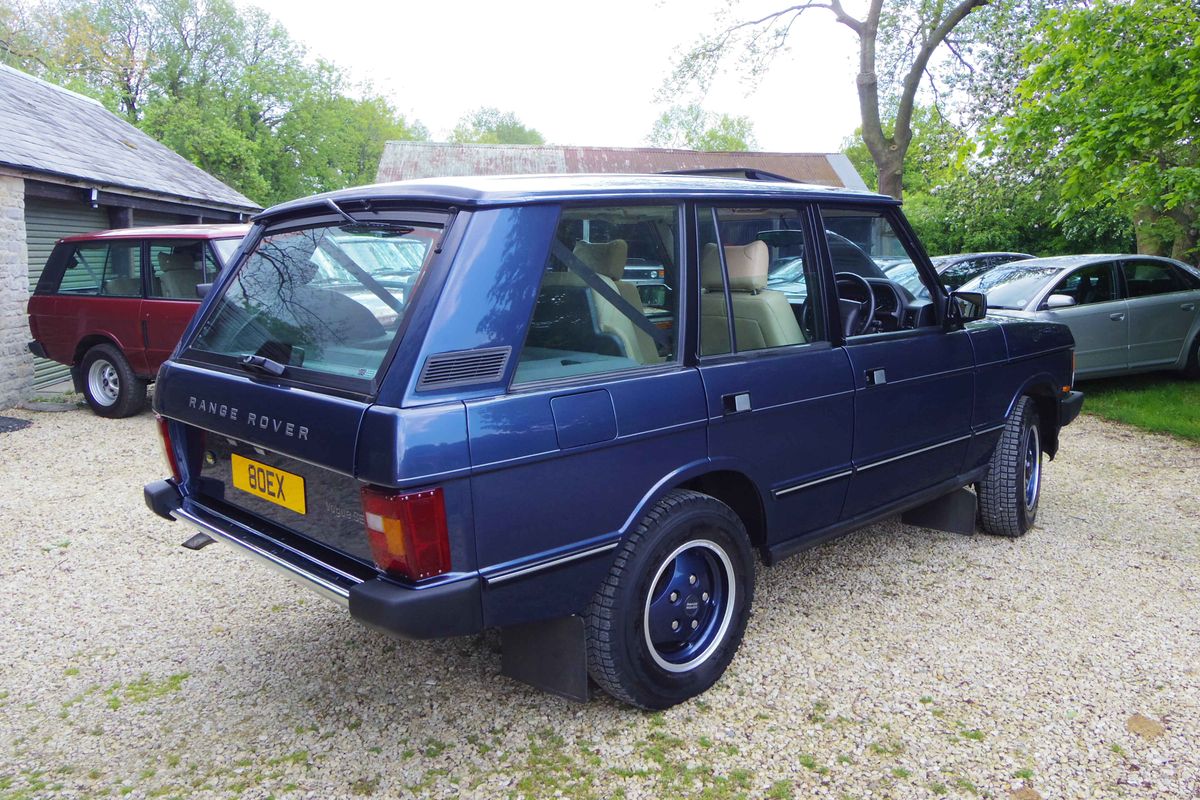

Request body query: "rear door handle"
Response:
[865, 368, 887, 386]
[722, 392, 751, 415]
[1182, 303, 1196, 311]
[1109, 312, 1125, 321]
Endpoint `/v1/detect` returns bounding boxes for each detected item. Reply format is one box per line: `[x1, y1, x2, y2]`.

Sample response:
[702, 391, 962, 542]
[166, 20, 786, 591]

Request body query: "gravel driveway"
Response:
[1, 406, 1197, 799]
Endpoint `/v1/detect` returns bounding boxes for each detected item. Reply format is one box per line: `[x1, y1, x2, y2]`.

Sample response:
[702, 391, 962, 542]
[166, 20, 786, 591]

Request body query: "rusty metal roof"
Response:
[376, 142, 867, 190]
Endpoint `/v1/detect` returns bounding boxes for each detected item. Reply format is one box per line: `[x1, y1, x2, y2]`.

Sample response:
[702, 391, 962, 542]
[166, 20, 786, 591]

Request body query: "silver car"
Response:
[960, 254, 1200, 379]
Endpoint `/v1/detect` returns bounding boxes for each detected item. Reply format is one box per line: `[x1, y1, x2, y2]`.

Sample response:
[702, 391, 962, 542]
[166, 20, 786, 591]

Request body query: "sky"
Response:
[246, 0, 864, 153]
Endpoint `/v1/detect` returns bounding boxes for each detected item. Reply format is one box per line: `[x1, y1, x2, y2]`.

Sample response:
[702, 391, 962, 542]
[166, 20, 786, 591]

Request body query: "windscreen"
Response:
[963, 266, 1061, 310]
[188, 222, 439, 385]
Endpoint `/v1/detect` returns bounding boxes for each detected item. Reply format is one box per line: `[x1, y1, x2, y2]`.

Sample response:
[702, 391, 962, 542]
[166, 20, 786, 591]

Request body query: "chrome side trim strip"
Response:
[974, 423, 1006, 435]
[856, 434, 973, 473]
[172, 507, 358, 607]
[774, 470, 853, 498]
[485, 541, 620, 585]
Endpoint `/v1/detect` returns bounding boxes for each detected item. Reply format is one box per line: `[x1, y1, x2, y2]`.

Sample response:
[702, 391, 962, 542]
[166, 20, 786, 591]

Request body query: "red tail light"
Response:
[157, 416, 182, 482]
[361, 487, 451, 581]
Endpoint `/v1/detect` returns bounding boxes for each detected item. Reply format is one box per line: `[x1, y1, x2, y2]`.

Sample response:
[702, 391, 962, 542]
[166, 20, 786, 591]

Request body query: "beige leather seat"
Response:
[699, 240, 805, 353]
[102, 277, 141, 296]
[158, 252, 202, 298]
[568, 239, 661, 364]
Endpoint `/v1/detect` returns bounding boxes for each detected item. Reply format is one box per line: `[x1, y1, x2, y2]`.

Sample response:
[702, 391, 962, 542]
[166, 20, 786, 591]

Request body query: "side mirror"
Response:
[638, 284, 670, 308]
[195, 282, 212, 299]
[1045, 293, 1076, 309]
[948, 290, 987, 326]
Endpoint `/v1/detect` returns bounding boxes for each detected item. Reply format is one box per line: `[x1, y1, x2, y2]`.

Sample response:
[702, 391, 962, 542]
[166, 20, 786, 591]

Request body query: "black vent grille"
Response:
[417, 346, 511, 390]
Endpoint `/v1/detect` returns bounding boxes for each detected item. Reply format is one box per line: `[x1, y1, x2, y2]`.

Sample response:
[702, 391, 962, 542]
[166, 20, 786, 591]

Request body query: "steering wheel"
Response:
[834, 271, 877, 337]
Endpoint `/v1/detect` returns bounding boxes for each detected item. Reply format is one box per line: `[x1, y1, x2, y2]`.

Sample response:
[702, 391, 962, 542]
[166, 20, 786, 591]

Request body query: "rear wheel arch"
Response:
[677, 470, 767, 552]
[71, 335, 121, 393]
[72, 334, 121, 366]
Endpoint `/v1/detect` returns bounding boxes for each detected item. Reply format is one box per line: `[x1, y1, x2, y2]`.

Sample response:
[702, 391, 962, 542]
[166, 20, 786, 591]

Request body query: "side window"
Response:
[514, 205, 680, 384]
[60, 242, 141, 296]
[816, 206, 939, 334]
[148, 240, 206, 299]
[1122, 259, 1187, 298]
[1051, 263, 1116, 306]
[698, 206, 824, 355]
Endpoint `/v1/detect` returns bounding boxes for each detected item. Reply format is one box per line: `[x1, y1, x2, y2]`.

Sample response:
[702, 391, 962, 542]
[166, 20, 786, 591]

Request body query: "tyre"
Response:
[1183, 335, 1200, 380]
[585, 489, 755, 709]
[80, 343, 146, 418]
[978, 396, 1042, 537]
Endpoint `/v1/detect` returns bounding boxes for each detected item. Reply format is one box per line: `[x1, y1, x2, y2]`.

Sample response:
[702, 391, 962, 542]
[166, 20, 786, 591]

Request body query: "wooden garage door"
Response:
[24, 197, 109, 388]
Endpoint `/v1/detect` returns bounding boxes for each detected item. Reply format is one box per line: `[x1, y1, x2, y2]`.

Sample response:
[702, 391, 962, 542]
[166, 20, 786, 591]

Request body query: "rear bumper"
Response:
[27, 340, 47, 359]
[1059, 390, 1085, 427]
[143, 479, 483, 638]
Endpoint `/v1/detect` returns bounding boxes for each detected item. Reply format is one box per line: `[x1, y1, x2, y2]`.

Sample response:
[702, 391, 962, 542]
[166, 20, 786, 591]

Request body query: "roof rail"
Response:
[658, 168, 799, 183]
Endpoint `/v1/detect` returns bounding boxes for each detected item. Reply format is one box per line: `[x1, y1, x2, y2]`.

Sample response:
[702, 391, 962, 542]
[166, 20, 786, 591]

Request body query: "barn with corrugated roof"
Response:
[375, 141, 868, 189]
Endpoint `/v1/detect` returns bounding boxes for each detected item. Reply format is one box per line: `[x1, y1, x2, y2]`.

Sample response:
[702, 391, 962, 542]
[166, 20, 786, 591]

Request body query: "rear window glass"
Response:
[188, 222, 439, 385]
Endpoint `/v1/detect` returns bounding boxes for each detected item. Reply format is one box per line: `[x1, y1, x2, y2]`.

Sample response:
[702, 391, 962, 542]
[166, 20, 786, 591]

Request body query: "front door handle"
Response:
[865, 368, 887, 386]
[1109, 312, 1125, 321]
[1182, 303, 1196, 312]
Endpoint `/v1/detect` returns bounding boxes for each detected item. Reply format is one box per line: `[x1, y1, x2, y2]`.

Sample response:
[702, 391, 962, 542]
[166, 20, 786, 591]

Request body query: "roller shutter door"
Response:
[24, 197, 109, 388]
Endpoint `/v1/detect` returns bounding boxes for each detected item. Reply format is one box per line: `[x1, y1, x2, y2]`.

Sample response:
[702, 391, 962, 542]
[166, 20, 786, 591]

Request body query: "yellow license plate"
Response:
[231, 454, 307, 515]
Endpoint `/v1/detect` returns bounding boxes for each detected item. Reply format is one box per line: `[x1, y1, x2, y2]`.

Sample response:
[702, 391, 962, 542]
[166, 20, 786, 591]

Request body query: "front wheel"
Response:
[80, 343, 146, 418]
[585, 490, 755, 709]
[978, 396, 1042, 537]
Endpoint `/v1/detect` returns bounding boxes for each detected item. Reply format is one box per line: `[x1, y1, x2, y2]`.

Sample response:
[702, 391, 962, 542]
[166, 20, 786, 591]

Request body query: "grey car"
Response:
[884, 252, 1035, 298]
[960, 254, 1200, 379]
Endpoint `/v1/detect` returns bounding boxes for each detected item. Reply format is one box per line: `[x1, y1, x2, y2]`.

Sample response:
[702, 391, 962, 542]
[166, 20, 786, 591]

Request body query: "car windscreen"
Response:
[186, 222, 440, 388]
[963, 266, 1061, 310]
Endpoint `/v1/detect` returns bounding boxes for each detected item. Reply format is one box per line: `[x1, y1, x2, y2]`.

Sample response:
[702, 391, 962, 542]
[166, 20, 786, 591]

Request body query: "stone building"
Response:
[0, 64, 259, 407]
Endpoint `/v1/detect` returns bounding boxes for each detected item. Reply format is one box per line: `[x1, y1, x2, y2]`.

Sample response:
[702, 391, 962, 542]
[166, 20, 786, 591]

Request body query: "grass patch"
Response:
[767, 780, 793, 799]
[1081, 374, 1200, 442]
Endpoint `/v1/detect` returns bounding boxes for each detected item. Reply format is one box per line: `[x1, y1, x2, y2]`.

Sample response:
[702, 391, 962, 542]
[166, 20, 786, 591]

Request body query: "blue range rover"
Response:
[145, 174, 1083, 709]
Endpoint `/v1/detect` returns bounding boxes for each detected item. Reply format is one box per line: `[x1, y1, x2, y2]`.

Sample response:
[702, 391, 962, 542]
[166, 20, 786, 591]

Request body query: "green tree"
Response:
[449, 107, 544, 145]
[647, 104, 756, 151]
[0, 0, 427, 206]
[841, 104, 970, 195]
[1001, 0, 1200, 258]
[669, 0, 991, 199]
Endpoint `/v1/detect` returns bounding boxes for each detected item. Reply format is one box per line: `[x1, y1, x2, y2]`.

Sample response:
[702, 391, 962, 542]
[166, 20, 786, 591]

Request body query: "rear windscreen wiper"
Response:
[239, 354, 287, 377]
[325, 199, 413, 235]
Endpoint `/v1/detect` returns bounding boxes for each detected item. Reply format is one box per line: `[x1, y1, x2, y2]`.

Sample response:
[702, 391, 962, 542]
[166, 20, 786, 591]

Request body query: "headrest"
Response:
[158, 252, 195, 272]
[572, 239, 627, 281]
[700, 240, 769, 292]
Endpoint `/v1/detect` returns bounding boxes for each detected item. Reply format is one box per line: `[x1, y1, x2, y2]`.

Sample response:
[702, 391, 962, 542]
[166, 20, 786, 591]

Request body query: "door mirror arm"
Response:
[945, 290, 987, 329]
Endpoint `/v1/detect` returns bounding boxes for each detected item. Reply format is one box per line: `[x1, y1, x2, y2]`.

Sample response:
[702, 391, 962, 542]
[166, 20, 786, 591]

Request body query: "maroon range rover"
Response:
[27, 224, 249, 417]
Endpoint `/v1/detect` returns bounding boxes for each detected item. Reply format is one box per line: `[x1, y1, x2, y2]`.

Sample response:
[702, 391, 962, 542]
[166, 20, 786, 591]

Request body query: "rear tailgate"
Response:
[155, 361, 374, 565]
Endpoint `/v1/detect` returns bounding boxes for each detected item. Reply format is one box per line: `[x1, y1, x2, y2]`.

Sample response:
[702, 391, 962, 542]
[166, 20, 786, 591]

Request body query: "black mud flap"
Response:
[901, 486, 978, 535]
[501, 615, 591, 702]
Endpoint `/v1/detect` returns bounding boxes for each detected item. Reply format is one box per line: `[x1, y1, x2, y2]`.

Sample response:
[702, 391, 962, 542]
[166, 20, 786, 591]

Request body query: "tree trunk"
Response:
[1133, 207, 1168, 256]
[876, 150, 904, 201]
[1168, 206, 1198, 263]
